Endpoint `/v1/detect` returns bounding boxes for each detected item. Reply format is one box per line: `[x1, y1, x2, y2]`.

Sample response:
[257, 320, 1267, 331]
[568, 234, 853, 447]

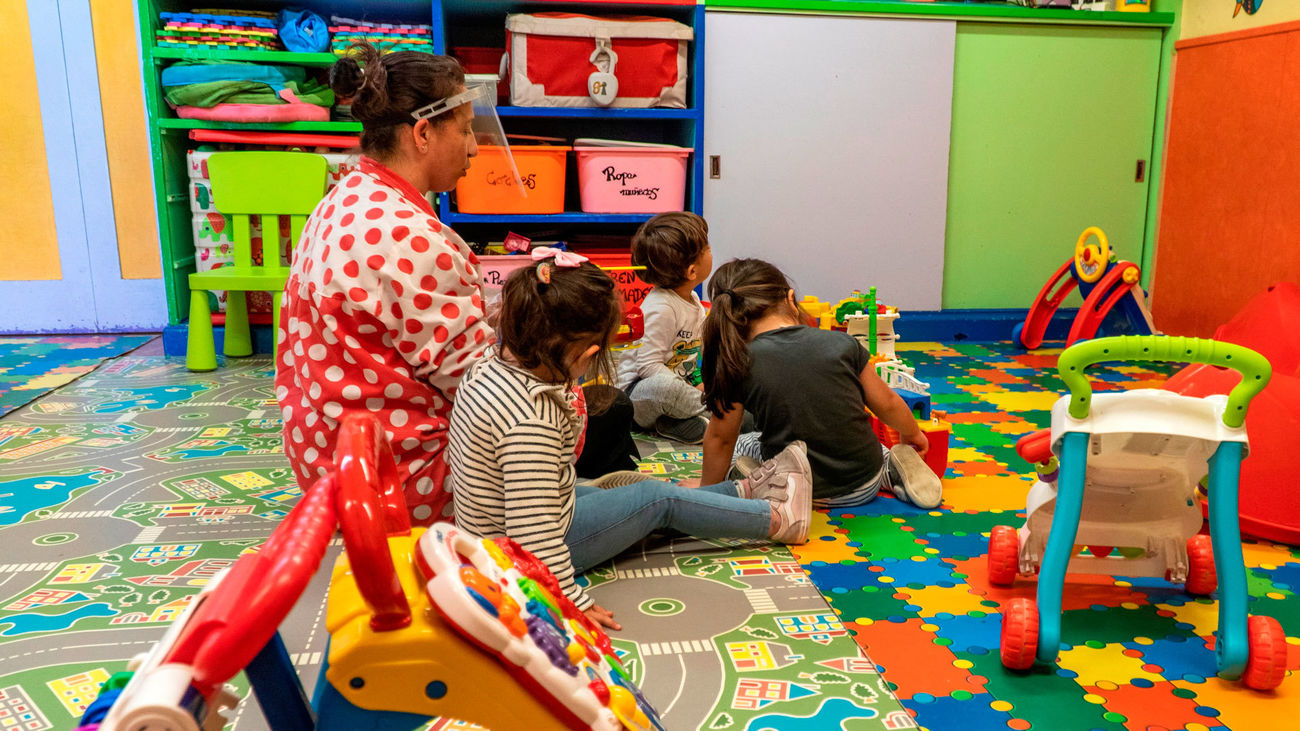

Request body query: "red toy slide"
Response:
[1163, 282, 1300, 544]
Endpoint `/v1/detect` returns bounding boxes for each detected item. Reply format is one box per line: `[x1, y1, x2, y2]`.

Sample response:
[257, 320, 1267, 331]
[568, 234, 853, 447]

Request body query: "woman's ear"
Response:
[412, 118, 432, 153]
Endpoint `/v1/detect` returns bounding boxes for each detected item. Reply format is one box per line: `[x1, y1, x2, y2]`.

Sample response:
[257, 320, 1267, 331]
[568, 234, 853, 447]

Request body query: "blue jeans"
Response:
[566, 481, 771, 573]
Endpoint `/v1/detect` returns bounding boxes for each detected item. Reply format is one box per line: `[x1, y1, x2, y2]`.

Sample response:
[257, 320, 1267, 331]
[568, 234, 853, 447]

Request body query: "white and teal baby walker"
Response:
[988, 336, 1287, 690]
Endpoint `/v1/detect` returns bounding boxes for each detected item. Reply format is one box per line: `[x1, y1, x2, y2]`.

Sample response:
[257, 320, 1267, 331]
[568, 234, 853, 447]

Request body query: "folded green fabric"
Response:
[164, 78, 334, 108]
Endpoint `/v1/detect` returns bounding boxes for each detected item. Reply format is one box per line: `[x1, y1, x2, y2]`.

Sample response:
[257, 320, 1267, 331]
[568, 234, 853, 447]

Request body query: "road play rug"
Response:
[0, 356, 897, 731]
[0, 335, 155, 417]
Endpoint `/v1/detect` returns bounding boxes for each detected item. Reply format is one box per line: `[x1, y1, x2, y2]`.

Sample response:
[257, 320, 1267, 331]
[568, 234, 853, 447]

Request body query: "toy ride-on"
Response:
[1013, 227, 1157, 350]
[85, 413, 663, 731]
[989, 335, 1287, 690]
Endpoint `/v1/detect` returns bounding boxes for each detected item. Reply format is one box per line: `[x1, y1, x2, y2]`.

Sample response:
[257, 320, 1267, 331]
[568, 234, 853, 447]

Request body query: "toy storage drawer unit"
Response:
[575, 144, 691, 213]
[456, 145, 570, 214]
[504, 13, 693, 108]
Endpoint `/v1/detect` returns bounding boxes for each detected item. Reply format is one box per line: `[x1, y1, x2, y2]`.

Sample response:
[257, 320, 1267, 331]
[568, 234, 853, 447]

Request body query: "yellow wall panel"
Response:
[1181, 2, 1300, 39]
[1, 1, 61, 282]
[91, 0, 161, 280]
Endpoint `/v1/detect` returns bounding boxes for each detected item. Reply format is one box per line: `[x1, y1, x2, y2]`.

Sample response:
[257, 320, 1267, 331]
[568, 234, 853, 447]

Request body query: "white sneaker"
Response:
[886, 445, 943, 509]
[727, 455, 761, 482]
[740, 441, 810, 502]
[741, 441, 812, 545]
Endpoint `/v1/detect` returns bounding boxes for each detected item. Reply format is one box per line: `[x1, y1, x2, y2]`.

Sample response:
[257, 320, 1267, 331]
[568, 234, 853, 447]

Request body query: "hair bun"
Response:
[329, 56, 363, 99]
[335, 42, 390, 123]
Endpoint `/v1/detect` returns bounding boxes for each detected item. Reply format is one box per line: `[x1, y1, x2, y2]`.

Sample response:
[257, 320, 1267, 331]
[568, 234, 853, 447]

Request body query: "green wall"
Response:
[941, 23, 1163, 309]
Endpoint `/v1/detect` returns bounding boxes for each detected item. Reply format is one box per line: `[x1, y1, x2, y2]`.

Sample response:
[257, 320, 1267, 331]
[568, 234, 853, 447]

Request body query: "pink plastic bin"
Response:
[574, 146, 691, 214]
[478, 255, 534, 295]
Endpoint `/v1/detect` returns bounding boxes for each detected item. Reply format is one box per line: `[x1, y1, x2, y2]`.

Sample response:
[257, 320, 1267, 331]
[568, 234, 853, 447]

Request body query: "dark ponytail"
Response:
[498, 259, 623, 387]
[329, 42, 465, 157]
[702, 259, 798, 417]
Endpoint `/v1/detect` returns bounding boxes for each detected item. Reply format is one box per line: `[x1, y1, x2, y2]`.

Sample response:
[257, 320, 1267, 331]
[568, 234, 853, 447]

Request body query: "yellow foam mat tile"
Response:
[895, 584, 991, 617]
[939, 475, 1031, 513]
[979, 391, 1066, 413]
[1056, 642, 1166, 687]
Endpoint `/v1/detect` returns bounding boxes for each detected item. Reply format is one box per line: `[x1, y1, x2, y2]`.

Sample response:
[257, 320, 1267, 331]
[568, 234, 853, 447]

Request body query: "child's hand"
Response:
[903, 429, 930, 458]
[585, 604, 622, 631]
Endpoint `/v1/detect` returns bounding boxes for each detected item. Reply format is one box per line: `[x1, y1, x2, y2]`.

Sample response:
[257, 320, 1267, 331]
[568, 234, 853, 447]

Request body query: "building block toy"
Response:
[871, 412, 950, 479]
[1013, 227, 1157, 349]
[990, 336, 1286, 691]
[1163, 282, 1300, 544]
[85, 413, 662, 730]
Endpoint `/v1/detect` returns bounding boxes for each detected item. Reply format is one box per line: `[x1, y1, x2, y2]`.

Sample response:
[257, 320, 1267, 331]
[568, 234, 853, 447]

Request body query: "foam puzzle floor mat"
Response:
[0, 356, 897, 731]
[0, 335, 155, 418]
[800, 341, 1300, 731]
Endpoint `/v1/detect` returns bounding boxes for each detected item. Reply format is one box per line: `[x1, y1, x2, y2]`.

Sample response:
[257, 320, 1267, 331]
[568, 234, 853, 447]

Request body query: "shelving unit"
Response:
[138, 0, 434, 330]
[139, 0, 706, 336]
[431, 0, 706, 246]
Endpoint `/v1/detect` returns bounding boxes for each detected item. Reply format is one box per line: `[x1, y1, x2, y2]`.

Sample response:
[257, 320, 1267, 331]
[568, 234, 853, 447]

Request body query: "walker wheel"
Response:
[987, 526, 1020, 587]
[1000, 598, 1039, 670]
[1243, 615, 1287, 690]
[1185, 534, 1217, 596]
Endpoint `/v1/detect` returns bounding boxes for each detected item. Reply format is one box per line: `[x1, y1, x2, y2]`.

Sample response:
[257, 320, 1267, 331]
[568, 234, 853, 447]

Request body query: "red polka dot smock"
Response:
[276, 156, 492, 524]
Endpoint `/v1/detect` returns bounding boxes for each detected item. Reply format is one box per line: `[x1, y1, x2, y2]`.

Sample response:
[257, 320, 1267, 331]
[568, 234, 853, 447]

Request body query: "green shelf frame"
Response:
[150, 47, 341, 66]
[705, 0, 1174, 26]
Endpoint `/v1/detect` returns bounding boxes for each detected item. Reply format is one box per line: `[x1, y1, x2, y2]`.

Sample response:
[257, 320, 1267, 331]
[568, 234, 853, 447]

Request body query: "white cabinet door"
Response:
[703, 12, 955, 310]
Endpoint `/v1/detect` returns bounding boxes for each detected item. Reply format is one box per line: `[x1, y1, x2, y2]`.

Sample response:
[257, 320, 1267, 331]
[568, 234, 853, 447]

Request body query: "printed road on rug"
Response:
[0, 356, 899, 731]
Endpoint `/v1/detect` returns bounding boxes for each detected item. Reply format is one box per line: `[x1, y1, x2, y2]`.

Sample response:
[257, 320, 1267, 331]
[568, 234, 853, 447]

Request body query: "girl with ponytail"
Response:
[701, 259, 944, 510]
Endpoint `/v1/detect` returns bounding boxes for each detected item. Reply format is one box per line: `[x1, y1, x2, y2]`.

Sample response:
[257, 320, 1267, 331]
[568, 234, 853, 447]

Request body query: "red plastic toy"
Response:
[1163, 282, 1300, 544]
[1014, 227, 1157, 349]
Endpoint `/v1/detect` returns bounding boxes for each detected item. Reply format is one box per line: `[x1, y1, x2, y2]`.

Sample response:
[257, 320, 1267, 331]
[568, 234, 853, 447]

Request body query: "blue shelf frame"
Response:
[495, 106, 698, 119]
[444, 212, 656, 224]
[430, 1, 706, 227]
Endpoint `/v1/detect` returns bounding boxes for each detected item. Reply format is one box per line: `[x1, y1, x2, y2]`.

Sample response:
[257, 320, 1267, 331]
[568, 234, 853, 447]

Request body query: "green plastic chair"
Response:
[187, 151, 328, 371]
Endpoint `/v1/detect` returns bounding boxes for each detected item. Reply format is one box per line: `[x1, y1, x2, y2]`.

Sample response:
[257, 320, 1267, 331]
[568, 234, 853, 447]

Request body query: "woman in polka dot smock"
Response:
[276, 43, 491, 525]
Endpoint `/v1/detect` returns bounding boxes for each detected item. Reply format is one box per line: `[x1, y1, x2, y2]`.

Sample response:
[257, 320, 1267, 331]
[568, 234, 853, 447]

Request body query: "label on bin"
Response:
[601, 166, 660, 201]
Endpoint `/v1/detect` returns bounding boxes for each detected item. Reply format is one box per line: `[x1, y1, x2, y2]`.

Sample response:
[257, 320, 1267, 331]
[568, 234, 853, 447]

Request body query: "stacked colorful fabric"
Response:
[161, 61, 335, 123]
[329, 16, 434, 55]
[156, 11, 279, 51]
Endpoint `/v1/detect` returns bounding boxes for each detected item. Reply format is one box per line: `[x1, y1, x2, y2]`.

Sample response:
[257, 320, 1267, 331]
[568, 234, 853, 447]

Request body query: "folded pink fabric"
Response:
[176, 102, 329, 123]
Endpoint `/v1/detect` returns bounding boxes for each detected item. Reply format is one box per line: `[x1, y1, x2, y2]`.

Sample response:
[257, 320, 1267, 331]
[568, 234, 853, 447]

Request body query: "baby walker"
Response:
[989, 335, 1288, 690]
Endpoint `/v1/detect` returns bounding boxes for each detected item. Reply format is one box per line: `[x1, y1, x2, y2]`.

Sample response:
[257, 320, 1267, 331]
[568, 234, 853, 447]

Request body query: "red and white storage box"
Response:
[574, 140, 691, 213]
[504, 13, 693, 109]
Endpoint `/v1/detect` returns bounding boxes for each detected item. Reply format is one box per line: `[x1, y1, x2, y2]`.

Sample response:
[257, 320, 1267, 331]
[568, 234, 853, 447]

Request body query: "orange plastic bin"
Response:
[455, 145, 569, 214]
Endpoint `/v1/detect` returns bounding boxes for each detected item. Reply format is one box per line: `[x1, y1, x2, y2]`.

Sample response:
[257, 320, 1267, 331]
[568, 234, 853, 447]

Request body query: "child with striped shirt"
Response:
[448, 254, 813, 630]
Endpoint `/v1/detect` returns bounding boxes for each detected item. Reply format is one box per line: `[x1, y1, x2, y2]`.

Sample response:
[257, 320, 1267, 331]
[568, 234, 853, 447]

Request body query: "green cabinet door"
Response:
[942, 23, 1163, 309]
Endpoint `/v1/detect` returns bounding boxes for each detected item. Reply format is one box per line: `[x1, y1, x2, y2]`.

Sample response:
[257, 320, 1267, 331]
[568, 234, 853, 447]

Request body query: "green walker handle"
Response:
[1056, 335, 1271, 428]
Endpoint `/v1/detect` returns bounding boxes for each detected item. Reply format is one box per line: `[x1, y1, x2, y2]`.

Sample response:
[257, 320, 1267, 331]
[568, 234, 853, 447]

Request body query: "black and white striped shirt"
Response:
[448, 355, 591, 609]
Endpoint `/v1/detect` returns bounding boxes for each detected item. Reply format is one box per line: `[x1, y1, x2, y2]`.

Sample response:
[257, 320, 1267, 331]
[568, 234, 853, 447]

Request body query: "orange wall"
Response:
[1153, 20, 1300, 336]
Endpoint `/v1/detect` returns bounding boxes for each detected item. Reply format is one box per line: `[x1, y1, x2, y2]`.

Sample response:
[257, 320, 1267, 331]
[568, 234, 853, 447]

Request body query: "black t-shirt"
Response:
[740, 326, 883, 498]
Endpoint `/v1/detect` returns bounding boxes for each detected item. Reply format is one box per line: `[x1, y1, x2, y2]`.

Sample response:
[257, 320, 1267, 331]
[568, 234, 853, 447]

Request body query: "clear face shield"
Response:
[411, 83, 524, 198]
